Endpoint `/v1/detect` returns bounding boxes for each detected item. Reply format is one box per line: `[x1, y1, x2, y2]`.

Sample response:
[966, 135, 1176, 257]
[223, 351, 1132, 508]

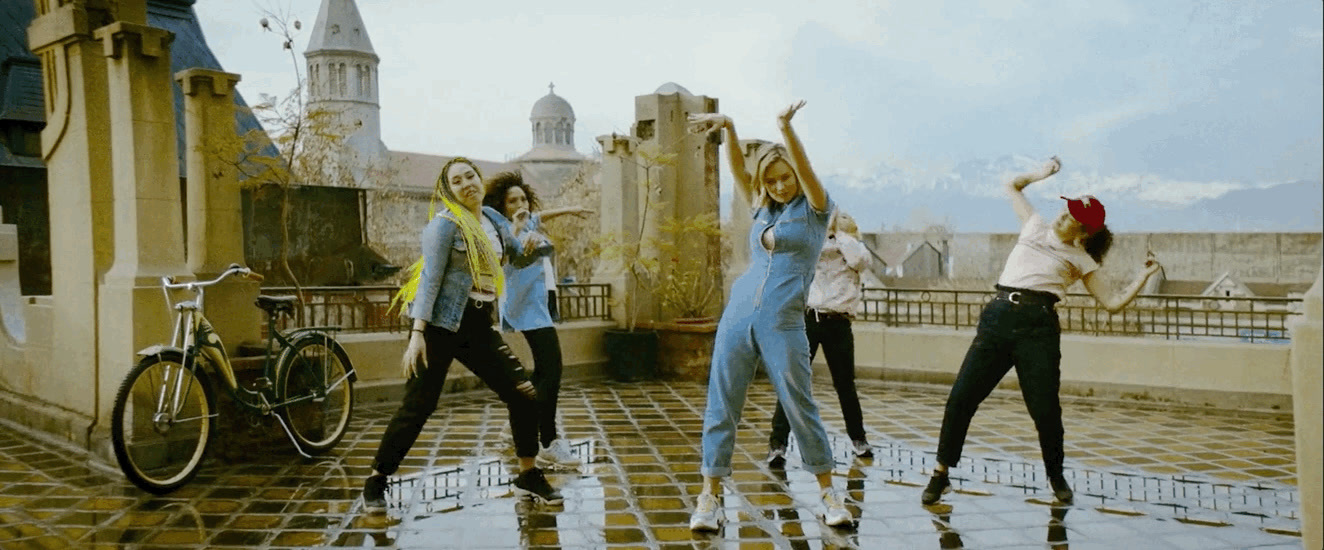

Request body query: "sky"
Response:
[195, 0, 1323, 211]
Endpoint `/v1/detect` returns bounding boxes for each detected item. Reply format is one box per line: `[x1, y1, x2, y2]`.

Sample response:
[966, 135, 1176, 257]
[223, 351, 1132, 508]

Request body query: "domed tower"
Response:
[517, 83, 587, 196]
[303, 0, 387, 168]
[529, 83, 579, 151]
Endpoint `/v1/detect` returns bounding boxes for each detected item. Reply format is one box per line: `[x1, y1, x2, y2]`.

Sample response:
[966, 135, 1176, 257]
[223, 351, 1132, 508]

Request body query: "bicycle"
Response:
[110, 264, 357, 494]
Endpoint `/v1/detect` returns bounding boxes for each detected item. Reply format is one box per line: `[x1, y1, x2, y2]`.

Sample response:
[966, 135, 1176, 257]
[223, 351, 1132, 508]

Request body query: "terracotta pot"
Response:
[657, 318, 718, 383]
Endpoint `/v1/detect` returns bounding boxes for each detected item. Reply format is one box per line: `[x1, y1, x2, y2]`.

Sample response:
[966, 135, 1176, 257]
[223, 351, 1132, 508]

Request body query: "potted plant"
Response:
[592, 147, 675, 382]
[652, 215, 727, 382]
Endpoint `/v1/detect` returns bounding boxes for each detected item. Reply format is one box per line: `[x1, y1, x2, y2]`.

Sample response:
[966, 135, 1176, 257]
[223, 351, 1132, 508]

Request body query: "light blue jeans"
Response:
[700, 316, 833, 478]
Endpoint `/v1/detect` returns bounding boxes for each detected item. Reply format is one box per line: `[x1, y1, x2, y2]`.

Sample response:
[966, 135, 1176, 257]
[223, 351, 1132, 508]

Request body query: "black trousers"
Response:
[372, 300, 538, 475]
[936, 293, 1065, 477]
[770, 310, 867, 447]
[521, 327, 564, 447]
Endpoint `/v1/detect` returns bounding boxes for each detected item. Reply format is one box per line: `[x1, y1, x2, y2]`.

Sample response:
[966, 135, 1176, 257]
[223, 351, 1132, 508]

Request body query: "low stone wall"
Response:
[836, 324, 1294, 411]
[346, 319, 615, 406]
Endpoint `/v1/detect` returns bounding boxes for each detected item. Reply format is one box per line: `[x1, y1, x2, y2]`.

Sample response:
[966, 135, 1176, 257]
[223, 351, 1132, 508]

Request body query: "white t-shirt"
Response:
[996, 214, 1099, 299]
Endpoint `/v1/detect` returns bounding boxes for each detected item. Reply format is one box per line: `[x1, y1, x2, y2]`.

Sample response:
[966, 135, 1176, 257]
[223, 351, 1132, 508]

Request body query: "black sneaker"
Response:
[766, 446, 787, 470]
[362, 474, 388, 513]
[515, 467, 564, 505]
[1049, 475, 1074, 504]
[921, 471, 951, 505]
[851, 440, 875, 459]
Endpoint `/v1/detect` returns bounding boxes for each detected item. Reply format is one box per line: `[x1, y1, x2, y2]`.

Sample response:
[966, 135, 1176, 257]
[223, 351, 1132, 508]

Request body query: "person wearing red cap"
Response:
[921, 156, 1162, 507]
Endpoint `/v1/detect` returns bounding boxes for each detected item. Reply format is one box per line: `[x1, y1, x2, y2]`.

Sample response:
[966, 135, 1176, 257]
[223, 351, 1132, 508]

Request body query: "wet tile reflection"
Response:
[0, 381, 1305, 548]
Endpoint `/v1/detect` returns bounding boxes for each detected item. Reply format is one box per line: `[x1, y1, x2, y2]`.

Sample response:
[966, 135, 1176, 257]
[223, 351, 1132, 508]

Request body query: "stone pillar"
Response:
[632, 87, 722, 321]
[92, 21, 191, 453]
[1291, 271, 1323, 549]
[25, 1, 115, 430]
[594, 133, 640, 328]
[178, 68, 261, 354]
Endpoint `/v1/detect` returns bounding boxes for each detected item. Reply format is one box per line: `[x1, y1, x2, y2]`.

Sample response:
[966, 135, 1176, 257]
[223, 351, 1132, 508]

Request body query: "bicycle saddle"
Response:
[255, 295, 299, 316]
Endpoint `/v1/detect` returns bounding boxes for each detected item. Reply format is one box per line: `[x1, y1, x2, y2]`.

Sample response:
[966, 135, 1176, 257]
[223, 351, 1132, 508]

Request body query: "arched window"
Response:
[309, 63, 318, 97]
[363, 66, 372, 99]
[338, 63, 347, 96]
[543, 124, 553, 144]
[534, 122, 541, 145]
[354, 65, 362, 97]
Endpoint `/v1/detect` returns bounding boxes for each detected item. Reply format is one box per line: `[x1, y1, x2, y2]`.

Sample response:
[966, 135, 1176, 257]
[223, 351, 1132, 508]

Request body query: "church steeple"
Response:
[303, 0, 386, 164]
[305, 0, 377, 57]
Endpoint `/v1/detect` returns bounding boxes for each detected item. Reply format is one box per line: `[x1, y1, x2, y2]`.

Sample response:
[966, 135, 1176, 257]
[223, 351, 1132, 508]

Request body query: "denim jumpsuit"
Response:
[701, 194, 835, 478]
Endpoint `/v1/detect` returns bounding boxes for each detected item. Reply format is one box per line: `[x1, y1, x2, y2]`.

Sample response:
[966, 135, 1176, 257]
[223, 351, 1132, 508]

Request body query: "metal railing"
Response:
[261, 283, 613, 334]
[860, 287, 1301, 343]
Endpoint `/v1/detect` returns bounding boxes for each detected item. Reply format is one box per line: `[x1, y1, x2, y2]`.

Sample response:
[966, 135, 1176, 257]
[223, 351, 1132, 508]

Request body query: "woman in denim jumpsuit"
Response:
[360, 158, 563, 514]
[685, 101, 854, 531]
[920, 157, 1163, 507]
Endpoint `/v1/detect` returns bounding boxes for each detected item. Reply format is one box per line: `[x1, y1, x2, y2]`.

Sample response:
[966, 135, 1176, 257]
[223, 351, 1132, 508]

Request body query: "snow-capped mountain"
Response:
[817, 156, 1323, 233]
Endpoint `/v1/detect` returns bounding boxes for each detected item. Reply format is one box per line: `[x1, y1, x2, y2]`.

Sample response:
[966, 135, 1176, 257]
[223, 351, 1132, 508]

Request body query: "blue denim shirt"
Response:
[498, 213, 557, 332]
[409, 206, 552, 331]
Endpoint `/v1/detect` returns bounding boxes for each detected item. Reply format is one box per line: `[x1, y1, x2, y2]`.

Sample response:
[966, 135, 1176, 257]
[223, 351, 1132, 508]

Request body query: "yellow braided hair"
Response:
[390, 158, 505, 316]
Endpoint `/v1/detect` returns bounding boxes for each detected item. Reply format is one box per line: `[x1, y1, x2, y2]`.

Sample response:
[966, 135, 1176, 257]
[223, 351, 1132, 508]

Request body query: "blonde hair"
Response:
[391, 158, 505, 315]
[749, 142, 794, 210]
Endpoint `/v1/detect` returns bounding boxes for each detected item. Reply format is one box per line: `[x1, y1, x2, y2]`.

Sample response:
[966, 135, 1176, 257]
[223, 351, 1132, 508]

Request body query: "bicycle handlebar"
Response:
[161, 264, 265, 292]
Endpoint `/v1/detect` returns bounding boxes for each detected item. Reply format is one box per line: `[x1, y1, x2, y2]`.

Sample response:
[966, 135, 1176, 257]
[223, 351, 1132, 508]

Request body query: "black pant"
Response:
[936, 294, 1065, 477]
[770, 310, 867, 447]
[522, 327, 564, 447]
[372, 301, 538, 475]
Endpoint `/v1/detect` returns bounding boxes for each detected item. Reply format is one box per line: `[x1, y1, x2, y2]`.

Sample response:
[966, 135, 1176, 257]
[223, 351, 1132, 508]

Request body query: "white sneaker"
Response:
[821, 486, 853, 527]
[689, 493, 722, 532]
[537, 439, 582, 469]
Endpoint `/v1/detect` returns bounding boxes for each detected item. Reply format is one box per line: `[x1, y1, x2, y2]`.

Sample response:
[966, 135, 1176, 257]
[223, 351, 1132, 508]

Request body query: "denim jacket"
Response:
[409, 206, 552, 331]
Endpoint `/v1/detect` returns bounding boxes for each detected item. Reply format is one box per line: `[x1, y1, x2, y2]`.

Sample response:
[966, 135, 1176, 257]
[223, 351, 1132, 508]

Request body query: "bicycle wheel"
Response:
[111, 350, 215, 494]
[276, 334, 354, 454]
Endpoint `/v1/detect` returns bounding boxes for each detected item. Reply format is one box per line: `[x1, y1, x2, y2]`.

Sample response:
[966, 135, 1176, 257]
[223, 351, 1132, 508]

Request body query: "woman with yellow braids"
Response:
[362, 158, 561, 514]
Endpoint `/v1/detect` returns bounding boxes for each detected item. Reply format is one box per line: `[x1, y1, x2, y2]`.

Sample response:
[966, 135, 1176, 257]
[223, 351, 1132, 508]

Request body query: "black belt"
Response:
[806, 309, 851, 321]
[994, 285, 1059, 307]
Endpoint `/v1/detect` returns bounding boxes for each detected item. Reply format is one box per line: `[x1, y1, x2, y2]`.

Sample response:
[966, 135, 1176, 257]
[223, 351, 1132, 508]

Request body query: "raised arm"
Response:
[778, 100, 827, 213]
[538, 206, 594, 222]
[1005, 156, 1062, 226]
[1082, 257, 1162, 314]
[688, 113, 754, 206]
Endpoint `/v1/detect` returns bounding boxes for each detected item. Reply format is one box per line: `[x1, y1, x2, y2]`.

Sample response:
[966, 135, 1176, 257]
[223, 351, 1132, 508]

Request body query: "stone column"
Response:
[1291, 271, 1323, 549]
[92, 21, 192, 452]
[178, 68, 260, 354]
[25, 1, 115, 433]
[594, 133, 640, 328]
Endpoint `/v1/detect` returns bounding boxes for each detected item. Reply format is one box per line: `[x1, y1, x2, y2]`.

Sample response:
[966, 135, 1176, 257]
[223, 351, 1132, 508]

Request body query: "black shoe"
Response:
[766, 446, 787, 470]
[921, 471, 951, 505]
[362, 474, 388, 513]
[515, 467, 564, 505]
[1049, 475, 1074, 504]
[851, 440, 874, 459]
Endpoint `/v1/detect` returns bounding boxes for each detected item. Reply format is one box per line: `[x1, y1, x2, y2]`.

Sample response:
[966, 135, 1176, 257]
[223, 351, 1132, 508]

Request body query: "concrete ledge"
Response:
[0, 387, 95, 450]
[817, 323, 1294, 412]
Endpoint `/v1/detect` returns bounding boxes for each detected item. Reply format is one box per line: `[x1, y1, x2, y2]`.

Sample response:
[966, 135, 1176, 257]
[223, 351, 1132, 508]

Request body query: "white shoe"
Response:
[537, 439, 582, 469]
[821, 486, 853, 527]
[689, 493, 722, 532]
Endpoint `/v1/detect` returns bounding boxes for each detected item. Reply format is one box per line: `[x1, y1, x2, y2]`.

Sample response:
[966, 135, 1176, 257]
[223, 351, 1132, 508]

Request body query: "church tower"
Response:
[303, 0, 387, 170]
[516, 83, 587, 197]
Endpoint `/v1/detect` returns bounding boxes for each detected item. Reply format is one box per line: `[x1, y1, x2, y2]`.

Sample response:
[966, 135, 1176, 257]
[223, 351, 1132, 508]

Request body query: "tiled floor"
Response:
[0, 379, 1301, 549]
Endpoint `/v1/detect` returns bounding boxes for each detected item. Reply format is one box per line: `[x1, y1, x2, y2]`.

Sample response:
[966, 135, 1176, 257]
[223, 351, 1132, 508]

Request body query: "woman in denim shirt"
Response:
[685, 101, 853, 531]
[361, 158, 561, 513]
[483, 171, 593, 469]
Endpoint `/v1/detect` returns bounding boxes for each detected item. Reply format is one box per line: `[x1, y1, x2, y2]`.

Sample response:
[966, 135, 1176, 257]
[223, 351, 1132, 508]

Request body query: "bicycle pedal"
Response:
[251, 377, 273, 390]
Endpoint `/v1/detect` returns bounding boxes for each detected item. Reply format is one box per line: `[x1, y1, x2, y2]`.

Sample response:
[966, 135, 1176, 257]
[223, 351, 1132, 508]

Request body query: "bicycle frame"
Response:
[146, 268, 353, 417]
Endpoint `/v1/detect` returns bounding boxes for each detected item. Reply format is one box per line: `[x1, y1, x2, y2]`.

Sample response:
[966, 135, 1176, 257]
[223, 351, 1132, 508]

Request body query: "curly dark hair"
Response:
[1082, 226, 1113, 264]
[483, 171, 540, 218]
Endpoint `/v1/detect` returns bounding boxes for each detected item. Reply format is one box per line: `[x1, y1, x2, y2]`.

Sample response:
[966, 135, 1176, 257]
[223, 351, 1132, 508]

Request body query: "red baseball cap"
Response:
[1061, 195, 1106, 233]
